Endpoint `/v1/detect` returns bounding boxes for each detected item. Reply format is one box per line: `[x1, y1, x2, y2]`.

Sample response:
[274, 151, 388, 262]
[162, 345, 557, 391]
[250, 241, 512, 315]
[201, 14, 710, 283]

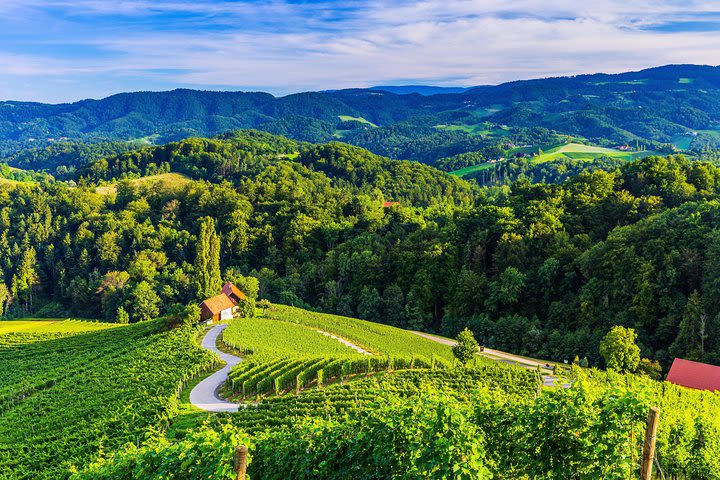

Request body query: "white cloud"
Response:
[0, 0, 719, 101]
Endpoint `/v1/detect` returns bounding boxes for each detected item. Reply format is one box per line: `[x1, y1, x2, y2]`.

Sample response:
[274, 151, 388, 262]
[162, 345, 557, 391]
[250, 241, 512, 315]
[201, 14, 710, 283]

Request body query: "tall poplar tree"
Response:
[12, 246, 39, 311]
[195, 217, 222, 300]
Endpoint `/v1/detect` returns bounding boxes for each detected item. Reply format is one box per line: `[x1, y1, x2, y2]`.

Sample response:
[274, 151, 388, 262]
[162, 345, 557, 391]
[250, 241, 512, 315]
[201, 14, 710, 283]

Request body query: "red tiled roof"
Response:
[666, 358, 720, 391]
[222, 282, 247, 301]
[383, 201, 400, 208]
[200, 293, 236, 315]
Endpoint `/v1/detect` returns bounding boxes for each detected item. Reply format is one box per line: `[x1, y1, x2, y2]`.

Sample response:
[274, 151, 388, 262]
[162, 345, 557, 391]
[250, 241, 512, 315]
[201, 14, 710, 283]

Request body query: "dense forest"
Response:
[2, 129, 720, 373]
[2, 65, 720, 168]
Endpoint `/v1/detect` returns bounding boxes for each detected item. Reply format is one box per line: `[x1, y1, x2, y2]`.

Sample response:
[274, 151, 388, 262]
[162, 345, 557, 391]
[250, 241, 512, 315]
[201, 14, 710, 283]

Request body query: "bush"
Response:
[251, 396, 491, 480]
[73, 425, 252, 480]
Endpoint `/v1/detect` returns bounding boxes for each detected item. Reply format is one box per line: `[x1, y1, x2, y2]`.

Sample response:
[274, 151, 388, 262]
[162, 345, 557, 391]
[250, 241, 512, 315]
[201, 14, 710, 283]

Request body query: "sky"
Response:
[0, 0, 719, 103]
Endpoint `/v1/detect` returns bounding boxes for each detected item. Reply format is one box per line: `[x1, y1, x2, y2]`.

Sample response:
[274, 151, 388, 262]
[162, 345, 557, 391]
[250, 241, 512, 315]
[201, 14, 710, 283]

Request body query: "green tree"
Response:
[96, 230, 121, 266]
[670, 291, 707, 361]
[258, 298, 271, 315]
[116, 306, 130, 324]
[224, 268, 259, 300]
[195, 217, 222, 300]
[453, 328, 479, 365]
[11, 246, 39, 311]
[357, 287, 381, 322]
[599, 326, 641, 372]
[0, 282, 9, 318]
[130, 281, 160, 322]
[381, 285, 405, 326]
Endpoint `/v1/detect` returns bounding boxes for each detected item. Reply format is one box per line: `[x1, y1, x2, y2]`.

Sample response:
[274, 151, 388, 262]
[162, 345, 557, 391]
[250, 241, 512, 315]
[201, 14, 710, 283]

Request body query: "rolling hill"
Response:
[2, 65, 720, 168]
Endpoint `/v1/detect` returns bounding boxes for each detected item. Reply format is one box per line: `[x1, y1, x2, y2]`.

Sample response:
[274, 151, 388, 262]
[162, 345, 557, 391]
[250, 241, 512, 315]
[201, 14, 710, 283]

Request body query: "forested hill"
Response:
[74, 130, 475, 207]
[3, 64, 720, 166]
[3, 129, 720, 372]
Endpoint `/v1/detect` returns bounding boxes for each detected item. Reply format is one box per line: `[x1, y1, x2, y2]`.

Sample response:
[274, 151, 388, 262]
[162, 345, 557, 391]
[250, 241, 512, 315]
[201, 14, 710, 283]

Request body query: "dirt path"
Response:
[189, 324, 242, 413]
[316, 329, 372, 355]
[410, 331, 568, 388]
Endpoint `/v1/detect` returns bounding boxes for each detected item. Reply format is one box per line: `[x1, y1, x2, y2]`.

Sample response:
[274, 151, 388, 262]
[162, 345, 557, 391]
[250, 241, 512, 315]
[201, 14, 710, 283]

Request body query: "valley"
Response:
[2, 66, 720, 479]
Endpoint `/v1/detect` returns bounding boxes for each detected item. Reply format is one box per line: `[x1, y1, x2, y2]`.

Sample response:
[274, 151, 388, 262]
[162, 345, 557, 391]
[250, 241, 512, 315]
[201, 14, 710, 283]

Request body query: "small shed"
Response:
[200, 293, 237, 323]
[666, 358, 720, 392]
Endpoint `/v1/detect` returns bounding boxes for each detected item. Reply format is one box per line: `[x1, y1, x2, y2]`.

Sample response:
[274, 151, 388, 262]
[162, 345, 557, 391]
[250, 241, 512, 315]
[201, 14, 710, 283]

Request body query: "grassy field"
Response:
[532, 143, 656, 163]
[434, 122, 509, 137]
[0, 318, 118, 335]
[450, 142, 659, 177]
[96, 172, 191, 195]
[337, 115, 377, 127]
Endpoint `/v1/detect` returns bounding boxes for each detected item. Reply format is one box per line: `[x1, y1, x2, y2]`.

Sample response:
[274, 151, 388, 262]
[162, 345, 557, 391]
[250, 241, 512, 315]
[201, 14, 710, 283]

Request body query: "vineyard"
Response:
[7, 308, 720, 479]
[76, 366, 655, 479]
[0, 319, 215, 480]
[263, 305, 455, 360]
[221, 307, 460, 399]
[222, 316, 365, 360]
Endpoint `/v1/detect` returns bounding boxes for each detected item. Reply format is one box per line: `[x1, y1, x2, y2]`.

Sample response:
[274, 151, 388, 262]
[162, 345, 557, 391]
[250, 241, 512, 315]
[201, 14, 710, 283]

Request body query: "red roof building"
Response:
[666, 358, 720, 392]
[222, 282, 247, 303]
[199, 282, 247, 323]
[383, 201, 400, 208]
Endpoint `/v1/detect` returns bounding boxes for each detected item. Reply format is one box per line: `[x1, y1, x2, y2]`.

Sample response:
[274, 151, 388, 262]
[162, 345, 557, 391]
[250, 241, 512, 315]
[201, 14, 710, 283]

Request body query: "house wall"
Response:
[220, 308, 234, 321]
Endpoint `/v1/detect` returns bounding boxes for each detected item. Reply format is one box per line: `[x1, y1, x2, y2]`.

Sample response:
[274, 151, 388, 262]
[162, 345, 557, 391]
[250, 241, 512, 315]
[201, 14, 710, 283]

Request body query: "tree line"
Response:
[3, 131, 720, 371]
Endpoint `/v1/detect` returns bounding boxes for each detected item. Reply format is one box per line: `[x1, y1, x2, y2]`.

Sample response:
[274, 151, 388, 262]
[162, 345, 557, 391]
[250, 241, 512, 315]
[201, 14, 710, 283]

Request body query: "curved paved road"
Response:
[411, 331, 569, 388]
[189, 324, 242, 413]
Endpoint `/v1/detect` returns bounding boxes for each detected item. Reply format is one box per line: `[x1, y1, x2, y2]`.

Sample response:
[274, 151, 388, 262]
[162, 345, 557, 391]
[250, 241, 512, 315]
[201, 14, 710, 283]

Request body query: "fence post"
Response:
[234, 445, 248, 480]
[641, 407, 660, 480]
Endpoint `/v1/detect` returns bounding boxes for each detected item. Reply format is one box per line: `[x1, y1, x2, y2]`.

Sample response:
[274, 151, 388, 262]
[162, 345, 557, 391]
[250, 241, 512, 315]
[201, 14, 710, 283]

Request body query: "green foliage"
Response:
[74, 424, 252, 480]
[195, 217, 222, 300]
[452, 328, 479, 365]
[252, 396, 491, 480]
[0, 320, 215, 479]
[223, 315, 362, 360]
[130, 280, 161, 322]
[264, 305, 454, 360]
[225, 269, 259, 300]
[116, 306, 130, 324]
[475, 384, 648, 479]
[599, 326, 641, 372]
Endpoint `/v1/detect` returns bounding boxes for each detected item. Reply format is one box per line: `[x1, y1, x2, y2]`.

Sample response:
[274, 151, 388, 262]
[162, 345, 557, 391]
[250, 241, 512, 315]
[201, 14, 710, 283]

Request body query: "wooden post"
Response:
[234, 445, 248, 480]
[641, 407, 660, 480]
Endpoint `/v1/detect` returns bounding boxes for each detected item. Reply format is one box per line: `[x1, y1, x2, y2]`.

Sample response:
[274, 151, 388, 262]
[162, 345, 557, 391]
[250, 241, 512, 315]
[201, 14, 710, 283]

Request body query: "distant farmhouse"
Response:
[199, 282, 247, 323]
[666, 358, 720, 392]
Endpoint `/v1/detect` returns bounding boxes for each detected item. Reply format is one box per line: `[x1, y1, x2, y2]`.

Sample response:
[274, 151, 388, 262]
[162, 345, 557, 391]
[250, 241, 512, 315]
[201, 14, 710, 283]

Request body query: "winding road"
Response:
[189, 324, 242, 413]
[189, 323, 371, 412]
[411, 331, 569, 388]
[188, 322, 569, 413]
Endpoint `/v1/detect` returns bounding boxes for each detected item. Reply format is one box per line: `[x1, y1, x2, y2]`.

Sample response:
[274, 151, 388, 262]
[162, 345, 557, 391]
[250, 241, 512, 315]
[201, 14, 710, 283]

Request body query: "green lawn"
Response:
[337, 115, 378, 127]
[434, 122, 509, 137]
[450, 142, 659, 178]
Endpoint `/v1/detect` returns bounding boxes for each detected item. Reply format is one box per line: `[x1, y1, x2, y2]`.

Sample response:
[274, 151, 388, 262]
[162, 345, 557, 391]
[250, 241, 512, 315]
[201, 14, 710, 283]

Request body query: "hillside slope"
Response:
[2, 65, 720, 164]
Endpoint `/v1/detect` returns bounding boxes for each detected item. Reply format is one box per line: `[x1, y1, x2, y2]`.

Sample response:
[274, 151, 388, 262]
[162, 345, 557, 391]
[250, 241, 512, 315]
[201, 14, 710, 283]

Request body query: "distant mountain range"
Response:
[369, 85, 470, 95]
[2, 64, 720, 164]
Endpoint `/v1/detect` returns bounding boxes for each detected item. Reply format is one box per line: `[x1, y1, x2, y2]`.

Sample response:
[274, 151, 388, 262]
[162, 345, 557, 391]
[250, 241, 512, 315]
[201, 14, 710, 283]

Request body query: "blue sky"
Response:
[0, 0, 719, 103]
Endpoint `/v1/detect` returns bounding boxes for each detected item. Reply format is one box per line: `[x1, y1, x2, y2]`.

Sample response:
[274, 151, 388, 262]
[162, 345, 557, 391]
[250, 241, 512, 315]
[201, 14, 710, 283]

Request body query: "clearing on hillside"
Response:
[450, 142, 659, 177]
[96, 172, 191, 195]
[337, 115, 378, 127]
